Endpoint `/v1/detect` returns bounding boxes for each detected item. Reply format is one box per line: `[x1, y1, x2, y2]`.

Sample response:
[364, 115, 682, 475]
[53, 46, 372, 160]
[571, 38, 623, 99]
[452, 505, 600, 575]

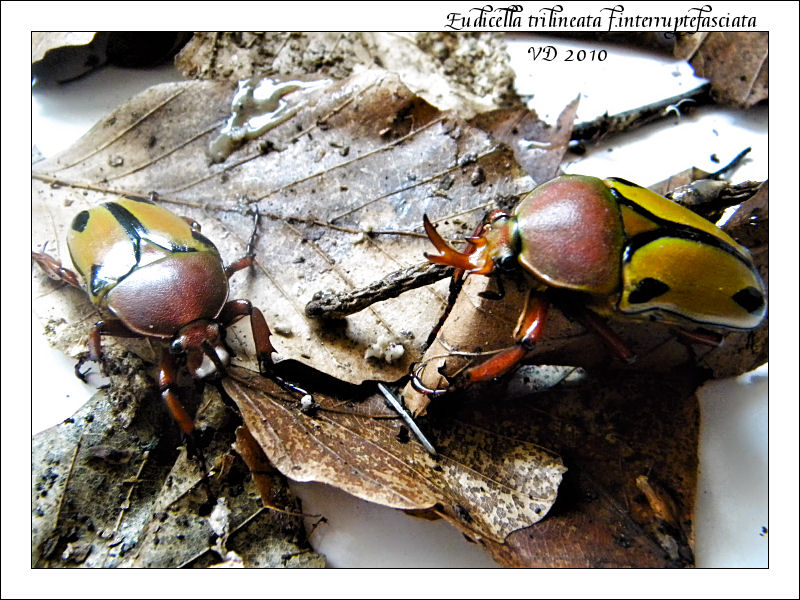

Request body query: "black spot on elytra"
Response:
[732, 286, 765, 313]
[628, 277, 670, 304]
[71, 211, 91, 233]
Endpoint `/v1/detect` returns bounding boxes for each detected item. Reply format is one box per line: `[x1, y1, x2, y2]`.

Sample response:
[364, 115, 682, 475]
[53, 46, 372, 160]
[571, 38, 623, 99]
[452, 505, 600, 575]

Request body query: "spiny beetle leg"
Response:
[224, 211, 262, 278]
[672, 327, 724, 347]
[462, 290, 549, 385]
[225, 255, 254, 278]
[567, 305, 636, 364]
[160, 348, 196, 436]
[218, 300, 275, 374]
[72, 320, 144, 381]
[159, 348, 215, 504]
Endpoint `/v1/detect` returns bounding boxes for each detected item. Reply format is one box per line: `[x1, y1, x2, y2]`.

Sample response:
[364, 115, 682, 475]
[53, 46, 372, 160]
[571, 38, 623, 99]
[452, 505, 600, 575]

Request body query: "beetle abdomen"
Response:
[106, 252, 229, 337]
[515, 175, 624, 295]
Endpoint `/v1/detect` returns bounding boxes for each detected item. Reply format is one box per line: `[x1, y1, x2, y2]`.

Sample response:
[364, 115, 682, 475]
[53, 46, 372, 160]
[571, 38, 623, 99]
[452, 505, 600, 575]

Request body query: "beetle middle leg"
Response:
[219, 299, 311, 398]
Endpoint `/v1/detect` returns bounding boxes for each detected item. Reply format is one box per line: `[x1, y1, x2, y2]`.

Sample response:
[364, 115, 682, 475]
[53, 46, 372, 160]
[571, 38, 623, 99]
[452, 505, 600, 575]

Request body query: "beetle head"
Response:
[422, 212, 518, 275]
[171, 319, 230, 379]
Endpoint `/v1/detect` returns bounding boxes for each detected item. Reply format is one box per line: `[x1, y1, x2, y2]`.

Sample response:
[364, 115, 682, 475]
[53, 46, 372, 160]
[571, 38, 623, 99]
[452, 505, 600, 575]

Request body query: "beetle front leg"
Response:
[32, 251, 83, 290]
[462, 290, 549, 385]
[159, 347, 196, 436]
[160, 348, 215, 504]
[218, 300, 275, 374]
[74, 319, 144, 381]
[411, 290, 549, 396]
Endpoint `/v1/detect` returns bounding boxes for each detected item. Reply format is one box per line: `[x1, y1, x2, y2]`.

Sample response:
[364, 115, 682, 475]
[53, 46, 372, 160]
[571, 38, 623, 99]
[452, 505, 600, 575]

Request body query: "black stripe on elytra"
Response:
[191, 229, 218, 252]
[103, 201, 146, 262]
[606, 181, 753, 268]
[124, 194, 156, 205]
[627, 277, 671, 304]
[104, 201, 199, 254]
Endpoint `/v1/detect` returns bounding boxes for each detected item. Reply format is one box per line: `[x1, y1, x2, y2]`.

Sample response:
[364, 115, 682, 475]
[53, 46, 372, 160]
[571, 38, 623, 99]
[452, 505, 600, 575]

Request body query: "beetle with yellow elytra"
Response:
[32, 194, 287, 436]
[412, 175, 767, 395]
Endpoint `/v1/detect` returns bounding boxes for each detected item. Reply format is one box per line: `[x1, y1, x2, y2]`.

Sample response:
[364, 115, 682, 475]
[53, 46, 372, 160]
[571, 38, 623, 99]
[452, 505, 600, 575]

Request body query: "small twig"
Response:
[305, 262, 453, 319]
[708, 147, 751, 179]
[571, 83, 712, 143]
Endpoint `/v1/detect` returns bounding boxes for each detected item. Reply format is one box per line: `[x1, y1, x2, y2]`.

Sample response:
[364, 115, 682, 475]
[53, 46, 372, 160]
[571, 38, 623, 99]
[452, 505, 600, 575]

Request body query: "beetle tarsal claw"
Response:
[409, 362, 451, 397]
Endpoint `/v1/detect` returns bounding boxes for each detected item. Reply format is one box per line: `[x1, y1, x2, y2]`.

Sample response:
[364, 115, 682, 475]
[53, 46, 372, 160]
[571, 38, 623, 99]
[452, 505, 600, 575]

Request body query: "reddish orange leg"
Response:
[218, 300, 275, 374]
[160, 348, 196, 435]
[73, 319, 144, 381]
[224, 210, 262, 277]
[463, 290, 549, 385]
[160, 348, 215, 503]
[671, 327, 724, 347]
[412, 291, 549, 396]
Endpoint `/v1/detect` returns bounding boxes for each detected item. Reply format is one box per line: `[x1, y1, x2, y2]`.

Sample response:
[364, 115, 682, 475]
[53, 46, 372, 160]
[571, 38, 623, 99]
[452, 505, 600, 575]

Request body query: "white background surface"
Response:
[2, 5, 798, 598]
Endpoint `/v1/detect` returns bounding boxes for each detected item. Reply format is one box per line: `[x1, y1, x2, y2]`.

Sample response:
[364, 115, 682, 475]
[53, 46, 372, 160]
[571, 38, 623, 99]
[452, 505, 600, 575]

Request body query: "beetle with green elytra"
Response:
[412, 175, 767, 395]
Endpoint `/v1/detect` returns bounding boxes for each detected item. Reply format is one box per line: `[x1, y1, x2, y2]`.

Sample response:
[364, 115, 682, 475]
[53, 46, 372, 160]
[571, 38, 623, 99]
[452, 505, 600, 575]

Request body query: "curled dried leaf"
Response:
[223, 365, 566, 543]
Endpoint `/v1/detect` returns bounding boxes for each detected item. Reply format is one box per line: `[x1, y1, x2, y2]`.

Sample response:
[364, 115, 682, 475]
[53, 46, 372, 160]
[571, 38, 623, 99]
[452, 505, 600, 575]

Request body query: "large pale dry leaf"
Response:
[175, 32, 519, 118]
[32, 384, 324, 568]
[471, 96, 580, 184]
[223, 366, 566, 544]
[674, 32, 768, 108]
[31, 69, 537, 386]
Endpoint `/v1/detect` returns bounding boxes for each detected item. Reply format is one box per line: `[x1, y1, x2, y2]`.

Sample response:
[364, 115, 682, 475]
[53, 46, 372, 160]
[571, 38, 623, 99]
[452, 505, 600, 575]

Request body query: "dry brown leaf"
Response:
[223, 366, 566, 544]
[31, 69, 538, 387]
[175, 32, 519, 117]
[223, 361, 700, 567]
[32, 386, 323, 568]
[470, 96, 580, 184]
[675, 32, 768, 108]
[470, 369, 700, 567]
